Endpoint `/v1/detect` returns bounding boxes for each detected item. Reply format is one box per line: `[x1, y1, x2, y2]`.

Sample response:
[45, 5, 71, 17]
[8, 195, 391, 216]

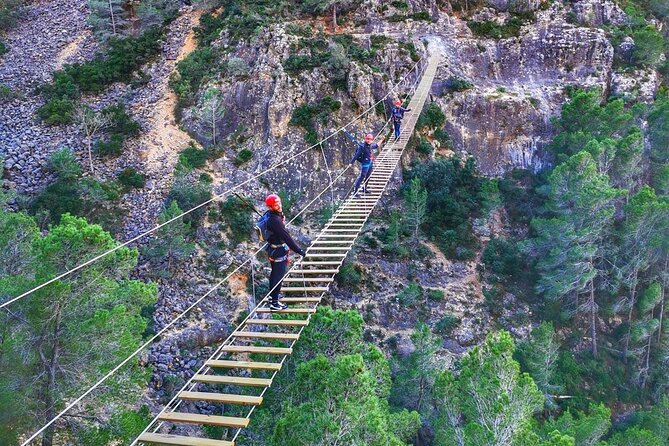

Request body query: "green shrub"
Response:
[178, 144, 207, 170]
[434, 128, 451, 146]
[95, 134, 124, 156]
[194, 12, 225, 46]
[447, 76, 474, 92]
[0, 40, 7, 56]
[117, 168, 146, 189]
[411, 11, 431, 21]
[169, 47, 220, 102]
[417, 102, 446, 130]
[397, 281, 422, 306]
[336, 262, 362, 290]
[399, 41, 420, 62]
[416, 137, 433, 155]
[219, 196, 253, 245]
[286, 23, 313, 37]
[468, 16, 528, 39]
[167, 175, 212, 227]
[409, 156, 483, 259]
[481, 237, 522, 282]
[427, 289, 445, 301]
[630, 26, 665, 67]
[283, 52, 330, 73]
[434, 314, 459, 334]
[49, 148, 81, 181]
[234, 148, 253, 166]
[103, 104, 140, 137]
[371, 35, 393, 50]
[38, 98, 75, 125]
[391, 1, 408, 9]
[290, 96, 341, 145]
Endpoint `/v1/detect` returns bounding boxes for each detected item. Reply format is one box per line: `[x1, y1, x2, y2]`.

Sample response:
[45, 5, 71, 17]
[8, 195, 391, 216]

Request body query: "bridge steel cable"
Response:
[130, 53, 440, 446]
[0, 55, 423, 311]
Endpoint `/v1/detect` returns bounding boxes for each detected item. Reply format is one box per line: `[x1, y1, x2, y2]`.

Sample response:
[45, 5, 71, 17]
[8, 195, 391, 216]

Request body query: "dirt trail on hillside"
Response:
[139, 9, 203, 175]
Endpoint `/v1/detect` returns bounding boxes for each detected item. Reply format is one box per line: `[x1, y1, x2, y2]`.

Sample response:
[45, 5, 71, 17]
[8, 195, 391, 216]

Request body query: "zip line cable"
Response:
[0, 56, 423, 311]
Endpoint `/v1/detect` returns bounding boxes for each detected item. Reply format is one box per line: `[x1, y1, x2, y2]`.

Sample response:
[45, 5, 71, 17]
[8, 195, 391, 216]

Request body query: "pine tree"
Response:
[516, 322, 562, 410]
[0, 213, 157, 446]
[390, 323, 442, 413]
[197, 87, 225, 146]
[404, 177, 428, 244]
[87, 0, 129, 41]
[525, 151, 622, 356]
[433, 331, 544, 446]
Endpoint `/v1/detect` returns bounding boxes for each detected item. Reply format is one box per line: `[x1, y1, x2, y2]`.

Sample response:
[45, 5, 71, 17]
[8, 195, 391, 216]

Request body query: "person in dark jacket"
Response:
[391, 99, 411, 141]
[348, 132, 383, 197]
[264, 194, 307, 311]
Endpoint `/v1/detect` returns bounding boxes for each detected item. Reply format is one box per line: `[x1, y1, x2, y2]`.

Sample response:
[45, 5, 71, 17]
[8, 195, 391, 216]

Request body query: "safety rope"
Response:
[0, 55, 423, 311]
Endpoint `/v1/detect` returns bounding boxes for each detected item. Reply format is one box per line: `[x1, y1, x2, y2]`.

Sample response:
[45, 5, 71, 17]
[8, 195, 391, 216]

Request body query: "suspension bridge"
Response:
[10, 49, 441, 446]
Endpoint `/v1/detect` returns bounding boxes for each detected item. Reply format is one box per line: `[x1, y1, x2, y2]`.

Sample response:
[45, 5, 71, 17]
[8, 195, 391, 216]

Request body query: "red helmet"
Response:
[364, 133, 374, 142]
[265, 194, 281, 207]
[394, 99, 402, 106]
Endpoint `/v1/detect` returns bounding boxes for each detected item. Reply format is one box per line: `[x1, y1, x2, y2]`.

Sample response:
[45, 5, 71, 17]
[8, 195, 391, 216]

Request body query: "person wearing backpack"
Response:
[347, 132, 383, 197]
[391, 99, 411, 141]
[258, 194, 307, 311]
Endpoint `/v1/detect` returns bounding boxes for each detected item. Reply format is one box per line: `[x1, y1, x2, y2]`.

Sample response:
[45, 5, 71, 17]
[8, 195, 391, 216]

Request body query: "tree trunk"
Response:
[87, 137, 95, 176]
[590, 279, 598, 357]
[623, 269, 638, 361]
[41, 305, 62, 446]
[332, 4, 337, 30]
[641, 309, 653, 388]
[211, 105, 216, 146]
[108, 0, 117, 35]
[658, 255, 668, 345]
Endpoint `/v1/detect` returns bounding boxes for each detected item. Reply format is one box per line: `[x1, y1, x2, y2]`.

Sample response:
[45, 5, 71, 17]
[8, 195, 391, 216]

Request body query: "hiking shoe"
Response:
[269, 302, 286, 311]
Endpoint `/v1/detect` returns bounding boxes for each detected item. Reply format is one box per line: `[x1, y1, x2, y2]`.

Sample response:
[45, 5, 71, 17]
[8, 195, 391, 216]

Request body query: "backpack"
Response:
[255, 211, 273, 242]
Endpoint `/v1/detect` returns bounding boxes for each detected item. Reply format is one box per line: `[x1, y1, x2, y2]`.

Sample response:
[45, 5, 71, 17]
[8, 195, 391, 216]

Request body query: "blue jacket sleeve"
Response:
[344, 130, 360, 146]
[350, 145, 362, 164]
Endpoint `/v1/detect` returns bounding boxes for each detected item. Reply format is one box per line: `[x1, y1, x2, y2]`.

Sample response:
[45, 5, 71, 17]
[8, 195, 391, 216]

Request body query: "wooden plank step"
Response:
[307, 247, 351, 251]
[291, 269, 339, 274]
[232, 331, 300, 340]
[282, 277, 334, 282]
[317, 234, 357, 238]
[256, 308, 316, 314]
[300, 261, 342, 266]
[179, 391, 263, 405]
[158, 412, 249, 428]
[138, 432, 233, 446]
[304, 253, 347, 258]
[246, 318, 309, 326]
[281, 286, 329, 292]
[319, 229, 359, 232]
[193, 375, 272, 387]
[206, 359, 282, 370]
[280, 297, 322, 303]
[221, 345, 292, 354]
[311, 240, 354, 245]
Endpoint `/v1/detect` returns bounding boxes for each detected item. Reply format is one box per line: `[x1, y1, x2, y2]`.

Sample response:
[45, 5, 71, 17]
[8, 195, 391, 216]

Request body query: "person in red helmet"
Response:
[261, 194, 307, 311]
[391, 99, 411, 141]
[347, 132, 384, 197]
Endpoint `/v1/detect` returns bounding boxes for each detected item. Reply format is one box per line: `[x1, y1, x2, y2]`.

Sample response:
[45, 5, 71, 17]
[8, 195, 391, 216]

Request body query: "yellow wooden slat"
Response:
[281, 286, 329, 292]
[158, 412, 249, 428]
[280, 297, 322, 302]
[206, 359, 282, 370]
[256, 308, 317, 314]
[283, 276, 334, 282]
[246, 318, 309, 326]
[221, 345, 292, 354]
[192, 374, 272, 387]
[290, 269, 339, 274]
[138, 433, 234, 446]
[232, 331, 300, 340]
[179, 391, 263, 405]
[300, 261, 343, 265]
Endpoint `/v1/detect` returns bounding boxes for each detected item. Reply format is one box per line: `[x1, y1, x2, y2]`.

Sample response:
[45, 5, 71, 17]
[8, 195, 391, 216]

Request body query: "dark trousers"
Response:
[269, 259, 287, 302]
[354, 164, 373, 193]
[394, 121, 401, 139]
